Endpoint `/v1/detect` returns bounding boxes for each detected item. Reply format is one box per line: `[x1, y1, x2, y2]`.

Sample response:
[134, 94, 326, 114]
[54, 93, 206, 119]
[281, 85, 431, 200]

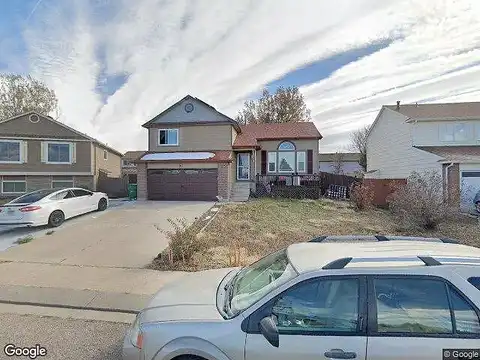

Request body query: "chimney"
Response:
[396, 101, 400, 110]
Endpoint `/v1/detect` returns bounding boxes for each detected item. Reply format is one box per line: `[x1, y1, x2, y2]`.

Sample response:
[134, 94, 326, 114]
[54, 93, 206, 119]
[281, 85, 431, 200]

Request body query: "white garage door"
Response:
[461, 171, 480, 211]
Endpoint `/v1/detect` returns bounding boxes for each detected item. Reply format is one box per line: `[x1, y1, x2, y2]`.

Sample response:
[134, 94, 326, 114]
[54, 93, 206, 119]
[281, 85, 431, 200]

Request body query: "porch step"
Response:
[230, 182, 251, 202]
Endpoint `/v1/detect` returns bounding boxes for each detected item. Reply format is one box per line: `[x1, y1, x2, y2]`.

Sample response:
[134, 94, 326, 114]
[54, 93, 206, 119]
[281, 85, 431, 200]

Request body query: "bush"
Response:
[388, 170, 455, 230]
[350, 181, 374, 210]
[157, 217, 207, 266]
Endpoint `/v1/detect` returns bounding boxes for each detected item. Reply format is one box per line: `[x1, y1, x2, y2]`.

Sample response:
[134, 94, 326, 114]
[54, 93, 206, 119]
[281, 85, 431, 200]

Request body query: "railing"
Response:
[254, 174, 321, 199]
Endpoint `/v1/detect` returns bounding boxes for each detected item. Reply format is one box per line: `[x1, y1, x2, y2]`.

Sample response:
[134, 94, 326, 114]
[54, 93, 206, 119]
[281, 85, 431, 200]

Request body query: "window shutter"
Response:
[307, 150, 313, 174]
[40, 142, 45, 163]
[261, 150, 267, 175]
[71, 143, 76, 163]
[22, 141, 28, 163]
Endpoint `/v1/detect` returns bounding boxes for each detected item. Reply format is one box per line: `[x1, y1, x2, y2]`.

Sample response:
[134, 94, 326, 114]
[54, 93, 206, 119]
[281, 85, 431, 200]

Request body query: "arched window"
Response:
[278, 141, 296, 151]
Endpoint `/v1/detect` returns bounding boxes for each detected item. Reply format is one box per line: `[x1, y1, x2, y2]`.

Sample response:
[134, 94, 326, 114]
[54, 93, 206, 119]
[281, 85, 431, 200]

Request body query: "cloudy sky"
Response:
[1, 0, 479, 153]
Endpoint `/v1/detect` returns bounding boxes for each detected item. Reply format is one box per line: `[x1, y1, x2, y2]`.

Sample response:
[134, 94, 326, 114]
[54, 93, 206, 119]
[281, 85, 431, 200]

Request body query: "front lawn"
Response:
[152, 198, 480, 271]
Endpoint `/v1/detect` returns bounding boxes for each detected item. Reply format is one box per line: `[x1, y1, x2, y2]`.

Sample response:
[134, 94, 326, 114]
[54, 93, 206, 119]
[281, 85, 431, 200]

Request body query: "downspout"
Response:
[445, 162, 454, 202]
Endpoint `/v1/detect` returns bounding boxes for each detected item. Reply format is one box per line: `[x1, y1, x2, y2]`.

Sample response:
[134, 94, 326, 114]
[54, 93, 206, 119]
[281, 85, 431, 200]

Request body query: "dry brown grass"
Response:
[151, 198, 480, 271]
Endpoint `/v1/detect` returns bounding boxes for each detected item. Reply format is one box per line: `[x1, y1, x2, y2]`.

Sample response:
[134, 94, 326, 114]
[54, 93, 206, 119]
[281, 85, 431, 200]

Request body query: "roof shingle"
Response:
[386, 102, 480, 120]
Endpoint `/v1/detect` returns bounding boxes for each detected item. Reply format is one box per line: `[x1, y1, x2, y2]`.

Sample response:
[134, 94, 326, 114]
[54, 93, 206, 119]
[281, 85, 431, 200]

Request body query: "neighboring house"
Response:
[122, 151, 145, 184]
[135, 95, 322, 201]
[366, 101, 480, 210]
[319, 152, 363, 176]
[0, 111, 123, 197]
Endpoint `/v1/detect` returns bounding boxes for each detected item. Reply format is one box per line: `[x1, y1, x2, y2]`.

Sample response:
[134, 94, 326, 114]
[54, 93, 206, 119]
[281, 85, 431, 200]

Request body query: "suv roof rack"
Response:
[309, 235, 459, 244]
[322, 255, 480, 270]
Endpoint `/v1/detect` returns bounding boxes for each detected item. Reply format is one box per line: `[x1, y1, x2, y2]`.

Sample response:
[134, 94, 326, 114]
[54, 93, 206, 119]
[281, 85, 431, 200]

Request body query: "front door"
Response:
[237, 153, 250, 180]
[245, 277, 368, 360]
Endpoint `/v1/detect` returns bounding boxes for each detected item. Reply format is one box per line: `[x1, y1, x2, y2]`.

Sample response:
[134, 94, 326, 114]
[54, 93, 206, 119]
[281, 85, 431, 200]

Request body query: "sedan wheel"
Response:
[97, 198, 108, 211]
[48, 210, 65, 228]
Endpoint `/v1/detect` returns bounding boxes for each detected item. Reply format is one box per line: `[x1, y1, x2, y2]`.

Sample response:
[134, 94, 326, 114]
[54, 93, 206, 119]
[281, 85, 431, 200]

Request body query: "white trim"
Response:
[0, 139, 23, 164]
[0, 172, 93, 176]
[297, 151, 306, 173]
[158, 129, 179, 146]
[45, 141, 73, 164]
[1, 180, 27, 194]
[267, 151, 277, 173]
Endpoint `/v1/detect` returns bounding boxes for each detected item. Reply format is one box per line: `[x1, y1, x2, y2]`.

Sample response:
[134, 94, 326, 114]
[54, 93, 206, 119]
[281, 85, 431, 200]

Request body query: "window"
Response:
[272, 278, 359, 333]
[158, 129, 179, 146]
[122, 159, 135, 167]
[52, 181, 74, 189]
[449, 287, 480, 334]
[50, 190, 74, 200]
[0, 140, 21, 163]
[297, 151, 306, 173]
[278, 141, 295, 151]
[374, 278, 453, 334]
[278, 152, 295, 172]
[440, 123, 474, 142]
[103, 150, 108, 160]
[2, 181, 26, 194]
[267, 152, 276, 172]
[47, 143, 71, 163]
[72, 189, 92, 197]
[128, 174, 137, 184]
[469, 277, 480, 290]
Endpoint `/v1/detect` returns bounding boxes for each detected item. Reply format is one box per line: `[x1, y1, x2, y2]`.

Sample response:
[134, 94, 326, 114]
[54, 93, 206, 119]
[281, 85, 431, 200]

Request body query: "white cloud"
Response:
[16, 0, 480, 153]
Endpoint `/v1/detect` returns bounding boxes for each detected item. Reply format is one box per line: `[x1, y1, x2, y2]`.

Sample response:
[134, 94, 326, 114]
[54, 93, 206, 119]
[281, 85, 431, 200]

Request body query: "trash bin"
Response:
[127, 184, 137, 200]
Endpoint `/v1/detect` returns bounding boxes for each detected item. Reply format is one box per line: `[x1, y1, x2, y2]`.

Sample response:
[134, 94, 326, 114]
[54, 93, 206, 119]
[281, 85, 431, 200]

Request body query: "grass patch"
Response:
[150, 198, 480, 271]
[15, 235, 34, 245]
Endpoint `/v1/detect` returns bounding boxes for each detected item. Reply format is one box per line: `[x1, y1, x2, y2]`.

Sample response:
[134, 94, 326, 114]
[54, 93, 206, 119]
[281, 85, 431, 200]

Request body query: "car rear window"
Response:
[469, 277, 480, 291]
[9, 189, 58, 204]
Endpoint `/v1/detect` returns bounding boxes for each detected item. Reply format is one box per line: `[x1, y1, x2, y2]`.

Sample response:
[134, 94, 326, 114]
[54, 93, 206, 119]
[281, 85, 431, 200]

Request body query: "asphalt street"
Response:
[0, 313, 128, 360]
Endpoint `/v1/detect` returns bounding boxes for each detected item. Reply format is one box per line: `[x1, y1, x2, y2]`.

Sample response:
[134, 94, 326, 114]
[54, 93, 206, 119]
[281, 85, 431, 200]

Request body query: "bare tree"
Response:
[331, 152, 345, 175]
[349, 125, 371, 171]
[236, 86, 311, 125]
[0, 74, 59, 120]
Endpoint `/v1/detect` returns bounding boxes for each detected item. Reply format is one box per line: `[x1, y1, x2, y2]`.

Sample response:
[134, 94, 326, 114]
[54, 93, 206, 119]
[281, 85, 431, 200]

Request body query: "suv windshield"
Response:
[9, 189, 58, 204]
[227, 248, 297, 317]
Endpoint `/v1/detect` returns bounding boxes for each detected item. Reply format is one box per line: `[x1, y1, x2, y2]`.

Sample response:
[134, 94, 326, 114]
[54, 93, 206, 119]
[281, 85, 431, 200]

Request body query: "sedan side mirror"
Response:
[259, 316, 279, 348]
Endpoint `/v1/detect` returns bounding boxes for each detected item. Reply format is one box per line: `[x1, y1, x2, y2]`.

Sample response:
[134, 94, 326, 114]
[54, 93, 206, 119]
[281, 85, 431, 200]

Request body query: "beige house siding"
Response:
[366, 107, 443, 179]
[0, 113, 86, 139]
[255, 139, 319, 175]
[148, 124, 233, 152]
[0, 140, 92, 173]
[74, 176, 95, 190]
[231, 127, 238, 145]
[93, 144, 122, 177]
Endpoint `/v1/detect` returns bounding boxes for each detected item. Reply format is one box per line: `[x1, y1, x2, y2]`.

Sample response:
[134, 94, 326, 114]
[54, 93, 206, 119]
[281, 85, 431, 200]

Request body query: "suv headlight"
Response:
[130, 314, 143, 349]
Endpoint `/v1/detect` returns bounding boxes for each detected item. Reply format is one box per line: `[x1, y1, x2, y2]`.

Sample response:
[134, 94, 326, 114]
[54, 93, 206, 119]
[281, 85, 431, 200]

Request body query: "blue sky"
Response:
[1, 0, 480, 153]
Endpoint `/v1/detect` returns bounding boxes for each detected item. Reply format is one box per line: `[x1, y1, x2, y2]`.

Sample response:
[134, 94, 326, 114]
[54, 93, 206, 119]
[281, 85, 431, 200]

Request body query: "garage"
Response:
[461, 169, 480, 211]
[147, 169, 218, 201]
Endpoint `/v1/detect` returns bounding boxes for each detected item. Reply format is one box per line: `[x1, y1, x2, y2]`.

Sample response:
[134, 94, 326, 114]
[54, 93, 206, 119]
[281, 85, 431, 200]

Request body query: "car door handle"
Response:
[324, 349, 357, 359]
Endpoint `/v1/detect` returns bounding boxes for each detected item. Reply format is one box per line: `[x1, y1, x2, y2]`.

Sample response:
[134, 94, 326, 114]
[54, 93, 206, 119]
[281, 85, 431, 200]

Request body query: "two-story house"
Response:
[366, 101, 480, 210]
[135, 95, 322, 201]
[0, 111, 123, 197]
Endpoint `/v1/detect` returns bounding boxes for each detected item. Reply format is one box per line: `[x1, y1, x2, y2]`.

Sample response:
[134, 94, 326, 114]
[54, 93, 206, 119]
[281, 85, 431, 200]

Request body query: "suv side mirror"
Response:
[259, 316, 279, 348]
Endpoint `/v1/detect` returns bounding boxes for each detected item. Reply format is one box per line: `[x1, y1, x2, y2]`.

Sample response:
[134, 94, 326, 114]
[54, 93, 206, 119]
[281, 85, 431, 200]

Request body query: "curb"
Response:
[0, 299, 139, 314]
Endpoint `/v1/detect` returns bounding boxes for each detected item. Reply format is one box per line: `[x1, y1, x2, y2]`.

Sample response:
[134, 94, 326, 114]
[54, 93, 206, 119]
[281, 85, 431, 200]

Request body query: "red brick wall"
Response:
[446, 163, 460, 205]
[136, 163, 147, 200]
[217, 163, 231, 200]
[363, 178, 407, 207]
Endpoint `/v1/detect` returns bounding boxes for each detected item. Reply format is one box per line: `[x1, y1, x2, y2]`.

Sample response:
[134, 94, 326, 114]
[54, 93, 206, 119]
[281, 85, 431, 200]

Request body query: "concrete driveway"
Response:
[0, 200, 214, 268]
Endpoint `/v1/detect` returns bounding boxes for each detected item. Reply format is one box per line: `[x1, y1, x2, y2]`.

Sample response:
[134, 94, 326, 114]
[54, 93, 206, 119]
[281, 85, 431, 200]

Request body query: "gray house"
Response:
[0, 111, 123, 197]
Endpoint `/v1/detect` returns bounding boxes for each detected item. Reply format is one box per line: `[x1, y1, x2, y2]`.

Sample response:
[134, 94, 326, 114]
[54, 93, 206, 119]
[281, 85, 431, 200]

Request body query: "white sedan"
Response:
[0, 188, 109, 227]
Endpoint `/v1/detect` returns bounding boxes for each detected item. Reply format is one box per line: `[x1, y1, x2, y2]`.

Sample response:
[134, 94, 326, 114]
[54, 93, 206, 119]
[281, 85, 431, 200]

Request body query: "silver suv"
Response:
[123, 235, 480, 360]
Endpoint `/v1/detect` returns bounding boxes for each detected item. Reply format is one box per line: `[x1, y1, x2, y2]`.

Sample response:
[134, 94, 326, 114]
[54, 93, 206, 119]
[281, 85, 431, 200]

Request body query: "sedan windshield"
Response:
[9, 189, 58, 204]
[228, 248, 297, 317]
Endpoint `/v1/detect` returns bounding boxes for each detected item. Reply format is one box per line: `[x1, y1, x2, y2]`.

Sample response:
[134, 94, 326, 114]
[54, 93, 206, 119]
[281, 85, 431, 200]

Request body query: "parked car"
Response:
[0, 188, 108, 228]
[123, 235, 480, 360]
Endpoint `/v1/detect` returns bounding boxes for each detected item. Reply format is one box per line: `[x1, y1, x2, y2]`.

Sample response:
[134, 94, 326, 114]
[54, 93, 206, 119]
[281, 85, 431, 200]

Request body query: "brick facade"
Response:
[217, 163, 231, 200]
[136, 163, 148, 200]
[444, 163, 460, 205]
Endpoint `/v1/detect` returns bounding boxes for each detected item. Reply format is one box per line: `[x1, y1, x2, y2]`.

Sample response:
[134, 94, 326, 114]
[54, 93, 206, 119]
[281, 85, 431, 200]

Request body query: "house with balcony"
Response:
[134, 95, 322, 201]
[366, 101, 480, 210]
[0, 111, 122, 197]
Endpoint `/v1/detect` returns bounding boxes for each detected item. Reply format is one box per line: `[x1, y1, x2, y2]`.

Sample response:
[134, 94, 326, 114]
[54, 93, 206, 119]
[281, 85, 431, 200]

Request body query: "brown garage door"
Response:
[147, 169, 218, 201]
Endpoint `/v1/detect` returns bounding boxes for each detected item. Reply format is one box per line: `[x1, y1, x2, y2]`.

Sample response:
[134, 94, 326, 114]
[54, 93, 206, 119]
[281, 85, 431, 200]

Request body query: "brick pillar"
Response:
[447, 163, 460, 205]
[217, 163, 231, 201]
[137, 162, 148, 200]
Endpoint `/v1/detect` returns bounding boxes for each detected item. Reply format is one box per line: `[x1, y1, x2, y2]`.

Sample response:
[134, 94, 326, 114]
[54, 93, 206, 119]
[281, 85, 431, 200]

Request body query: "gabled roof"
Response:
[0, 111, 123, 156]
[233, 122, 322, 148]
[123, 150, 147, 161]
[141, 95, 240, 131]
[385, 102, 480, 120]
[319, 152, 361, 162]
